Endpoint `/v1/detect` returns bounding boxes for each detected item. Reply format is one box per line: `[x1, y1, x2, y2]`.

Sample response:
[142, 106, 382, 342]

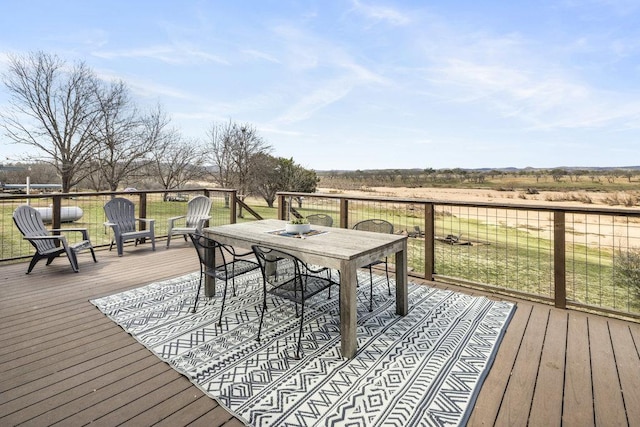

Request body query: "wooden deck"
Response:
[1, 242, 639, 426]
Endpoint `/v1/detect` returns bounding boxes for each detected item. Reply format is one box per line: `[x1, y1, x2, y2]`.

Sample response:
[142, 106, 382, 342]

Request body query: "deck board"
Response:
[589, 318, 628, 426]
[494, 304, 549, 426]
[1, 243, 639, 426]
[609, 321, 640, 424]
[466, 303, 532, 426]
[528, 309, 568, 427]
[563, 312, 595, 426]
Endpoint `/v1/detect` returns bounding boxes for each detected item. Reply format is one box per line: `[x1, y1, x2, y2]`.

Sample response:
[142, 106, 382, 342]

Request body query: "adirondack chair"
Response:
[166, 196, 212, 248]
[103, 197, 156, 256]
[12, 204, 97, 274]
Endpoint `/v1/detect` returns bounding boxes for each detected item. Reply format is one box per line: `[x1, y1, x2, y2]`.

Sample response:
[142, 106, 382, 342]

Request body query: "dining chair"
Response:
[12, 204, 97, 274]
[352, 219, 394, 311]
[166, 195, 212, 247]
[189, 233, 259, 327]
[252, 244, 340, 359]
[103, 197, 155, 256]
[306, 214, 333, 227]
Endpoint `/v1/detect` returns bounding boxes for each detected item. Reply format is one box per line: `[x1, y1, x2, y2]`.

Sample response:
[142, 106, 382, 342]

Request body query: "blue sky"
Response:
[1, 0, 639, 170]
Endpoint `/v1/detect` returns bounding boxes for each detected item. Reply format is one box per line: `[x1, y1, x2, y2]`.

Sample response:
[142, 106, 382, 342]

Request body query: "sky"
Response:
[0, 0, 639, 171]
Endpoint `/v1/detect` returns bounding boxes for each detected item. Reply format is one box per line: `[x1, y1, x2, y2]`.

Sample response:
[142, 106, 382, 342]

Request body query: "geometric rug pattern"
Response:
[91, 270, 515, 426]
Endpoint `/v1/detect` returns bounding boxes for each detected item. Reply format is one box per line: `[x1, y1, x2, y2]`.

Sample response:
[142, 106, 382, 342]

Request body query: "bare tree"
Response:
[148, 131, 205, 199]
[206, 120, 271, 214]
[90, 81, 156, 191]
[1, 52, 102, 192]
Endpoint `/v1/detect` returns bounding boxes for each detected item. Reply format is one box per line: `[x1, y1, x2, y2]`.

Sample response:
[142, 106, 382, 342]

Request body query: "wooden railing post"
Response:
[230, 191, 237, 223]
[340, 198, 349, 229]
[277, 194, 286, 220]
[554, 211, 566, 309]
[424, 202, 434, 280]
[51, 195, 62, 247]
[51, 194, 62, 231]
[139, 193, 148, 232]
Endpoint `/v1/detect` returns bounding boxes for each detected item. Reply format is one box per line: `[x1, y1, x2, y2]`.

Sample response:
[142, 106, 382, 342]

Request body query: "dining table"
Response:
[203, 218, 408, 359]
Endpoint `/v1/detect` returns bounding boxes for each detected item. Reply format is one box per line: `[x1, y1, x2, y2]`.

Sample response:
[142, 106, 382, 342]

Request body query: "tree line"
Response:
[0, 51, 317, 205]
[319, 167, 640, 189]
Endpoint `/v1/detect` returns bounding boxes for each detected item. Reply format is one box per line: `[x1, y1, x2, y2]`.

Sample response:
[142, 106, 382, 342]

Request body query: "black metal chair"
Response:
[352, 219, 394, 311]
[189, 233, 259, 327]
[306, 214, 334, 227]
[252, 244, 340, 359]
[12, 204, 97, 274]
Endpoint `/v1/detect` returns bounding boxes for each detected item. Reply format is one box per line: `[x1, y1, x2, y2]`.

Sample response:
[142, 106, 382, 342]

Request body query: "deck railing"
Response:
[277, 192, 640, 320]
[2, 188, 639, 319]
[0, 189, 244, 263]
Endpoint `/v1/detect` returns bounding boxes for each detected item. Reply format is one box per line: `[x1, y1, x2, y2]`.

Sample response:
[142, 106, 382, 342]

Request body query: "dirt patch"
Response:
[318, 186, 640, 248]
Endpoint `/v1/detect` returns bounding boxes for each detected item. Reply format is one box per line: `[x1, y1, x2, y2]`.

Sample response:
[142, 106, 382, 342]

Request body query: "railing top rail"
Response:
[0, 188, 236, 200]
[277, 191, 640, 217]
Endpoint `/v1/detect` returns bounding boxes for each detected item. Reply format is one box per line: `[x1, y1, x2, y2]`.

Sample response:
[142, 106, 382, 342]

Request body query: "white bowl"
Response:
[285, 223, 311, 234]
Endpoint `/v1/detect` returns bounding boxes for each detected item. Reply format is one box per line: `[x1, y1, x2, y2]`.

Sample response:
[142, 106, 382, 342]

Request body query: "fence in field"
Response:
[1, 188, 639, 320]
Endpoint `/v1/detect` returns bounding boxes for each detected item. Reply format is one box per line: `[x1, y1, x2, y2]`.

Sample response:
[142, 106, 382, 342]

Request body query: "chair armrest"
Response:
[25, 234, 70, 248]
[25, 235, 64, 241]
[167, 215, 185, 228]
[50, 228, 91, 241]
[194, 216, 212, 232]
[304, 263, 331, 274]
[137, 218, 155, 232]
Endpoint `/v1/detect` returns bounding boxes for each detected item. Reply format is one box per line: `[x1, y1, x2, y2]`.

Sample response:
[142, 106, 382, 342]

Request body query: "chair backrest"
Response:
[104, 197, 137, 233]
[352, 219, 394, 234]
[252, 245, 300, 283]
[13, 205, 56, 253]
[306, 214, 333, 227]
[185, 196, 212, 228]
[189, 233, 219, 267]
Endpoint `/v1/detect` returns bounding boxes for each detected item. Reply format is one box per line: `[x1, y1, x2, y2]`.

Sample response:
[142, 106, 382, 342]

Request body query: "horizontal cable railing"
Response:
[2, 189, 638, 319]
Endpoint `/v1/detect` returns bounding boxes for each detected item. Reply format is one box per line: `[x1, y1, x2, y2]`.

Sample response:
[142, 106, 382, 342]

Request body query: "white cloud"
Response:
[350, 0, 411, 26]
[92, 45, 228, 65]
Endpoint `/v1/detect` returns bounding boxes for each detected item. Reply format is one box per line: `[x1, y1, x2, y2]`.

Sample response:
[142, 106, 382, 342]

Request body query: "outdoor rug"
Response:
[90, 269, 515, 426]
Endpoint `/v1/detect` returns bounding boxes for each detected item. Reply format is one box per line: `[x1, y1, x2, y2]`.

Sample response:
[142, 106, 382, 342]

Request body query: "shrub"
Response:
[613, 248, 640, 299]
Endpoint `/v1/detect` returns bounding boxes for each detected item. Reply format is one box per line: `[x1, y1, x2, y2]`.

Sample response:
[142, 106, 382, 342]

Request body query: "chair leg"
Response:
[89, 247, 97, 263]
[191, 271, 203, 313]
[368, 266, 374, 312]
[116, 238, 124, 257]
[67, 249, 79, 273]
[218, 280, 229, 328]
[295, 302, 305, 359]
[166, 233, 172, 248]
[26, 254, 42, 274]
[256, 277, 267, 343]
[385, 258, 391, 296]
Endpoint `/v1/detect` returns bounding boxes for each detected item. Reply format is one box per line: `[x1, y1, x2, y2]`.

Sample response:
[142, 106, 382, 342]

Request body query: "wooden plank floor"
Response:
[1, 242, 639, 426]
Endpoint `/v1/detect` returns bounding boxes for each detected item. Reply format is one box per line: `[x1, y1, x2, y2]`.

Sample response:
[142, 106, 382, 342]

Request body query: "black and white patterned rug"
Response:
[91, 269, 515, 426]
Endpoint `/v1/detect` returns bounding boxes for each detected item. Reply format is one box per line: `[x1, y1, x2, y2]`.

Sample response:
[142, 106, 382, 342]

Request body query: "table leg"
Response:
[340, 260, 358, 359]
[395, 240, 408, 316]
